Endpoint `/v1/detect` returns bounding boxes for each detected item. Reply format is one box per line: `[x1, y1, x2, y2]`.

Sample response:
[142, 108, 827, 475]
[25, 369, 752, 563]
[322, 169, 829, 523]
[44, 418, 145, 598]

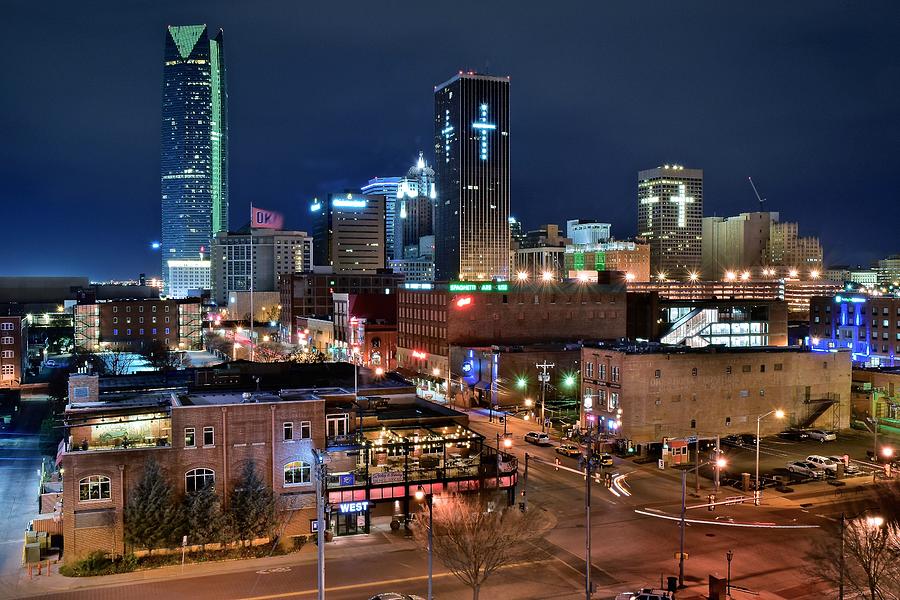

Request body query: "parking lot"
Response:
[715, 428, 898, 488]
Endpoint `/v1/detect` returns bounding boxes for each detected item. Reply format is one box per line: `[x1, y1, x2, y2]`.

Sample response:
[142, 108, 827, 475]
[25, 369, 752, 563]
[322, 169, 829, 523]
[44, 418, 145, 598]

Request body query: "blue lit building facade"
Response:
[809, 294, 900, 366]
[360, 177, 401, 261]
[161, 25, 228, 293]
[434, 73, 510, 281]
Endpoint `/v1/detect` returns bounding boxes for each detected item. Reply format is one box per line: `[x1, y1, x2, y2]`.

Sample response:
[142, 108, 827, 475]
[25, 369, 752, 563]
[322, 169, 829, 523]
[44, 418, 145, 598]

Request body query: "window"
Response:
[1, 350, 13, 358]
[774, 363, 783, 371]
[284, 461, 311, 486]
[139, 328, 144, 335]
[300, 421, 311, 439]
[327, 414, 349, 438]
[725, 417, 731, 427]
[0, 337, 12, 345]
[690, 419, 696, 429]
[184, 427, 196, 448]
[185, 468, 215, 493]
[760, 364, 766, 373]
[2, 365, 15, 376]
[0, 322, 12, 331]
[742, 365, 752, 373]
[283, 422, 293, 441]
[165, 328, 170, 334]
[79, 475, 111, 501]
[112, 329, 118, 336]
[691, 367, 698, 377]
[152, 305, 157, 313]
[203, 426, 214, 446]
[654, 369, 661, 379]
[585, 362, 593, 378]
[139, 317, 144, 324]
[113, 306, 118, 313]
[598, 364, 606, 380]
[139, 306, 144, 313]
[611, 366, 620, 382]
[725, 366, 732, 374]
[126, 306, 131, 313]
[609, 392, 619, 410]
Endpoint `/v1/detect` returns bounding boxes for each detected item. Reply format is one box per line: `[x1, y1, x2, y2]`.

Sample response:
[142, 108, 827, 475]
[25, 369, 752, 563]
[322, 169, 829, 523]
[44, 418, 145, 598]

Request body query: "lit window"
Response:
[79, 475, 111, 501]
[184, 427, 196, 448]
[185, 468, 215, 493]
[284, 461, 311, 486]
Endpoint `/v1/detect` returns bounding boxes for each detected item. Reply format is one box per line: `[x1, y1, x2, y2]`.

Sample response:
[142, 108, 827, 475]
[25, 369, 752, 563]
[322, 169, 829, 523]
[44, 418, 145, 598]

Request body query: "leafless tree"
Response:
[411, 493, 550, 600]
[255, 341, 290, 363]
[101, 350, 135, 375]
[289, 347, 326, 364]
[807, 514, 900, 600]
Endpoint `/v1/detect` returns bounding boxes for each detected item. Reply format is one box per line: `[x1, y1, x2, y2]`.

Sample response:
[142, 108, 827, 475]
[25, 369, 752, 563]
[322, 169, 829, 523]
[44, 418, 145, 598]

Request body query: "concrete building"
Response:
[219, 290, 281, 323]
[278, 271, 404, 342]
[294, 316, 335, 356]
[702, 212, 776, 279]
[388, 257, 434, 283]
[637, 165, 703, 278]
[514, 247, 567, 281]
[0, 314, 27, 388]
[73, 299, 203, 351]
[311, 193, 386, 274]
[766, 220, 823, 274]
[211, 228, 313, 306]
[166, 260, 211, 300]
[396, 280, 627, 383]
[565, 241, 651, 282]
[580, 343, 851, 442]
[659, 299, 788, 348]
[434, 72, 510, 281]
[877, 255, 900, 287]
[809, 293, 900, 367]
[566, 220, 611, 246]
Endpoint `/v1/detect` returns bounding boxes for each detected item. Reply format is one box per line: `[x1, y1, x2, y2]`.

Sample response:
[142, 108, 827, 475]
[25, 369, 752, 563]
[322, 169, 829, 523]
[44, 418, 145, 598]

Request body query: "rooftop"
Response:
[583, 340, 843, 356]
[177, 387, 346, 406]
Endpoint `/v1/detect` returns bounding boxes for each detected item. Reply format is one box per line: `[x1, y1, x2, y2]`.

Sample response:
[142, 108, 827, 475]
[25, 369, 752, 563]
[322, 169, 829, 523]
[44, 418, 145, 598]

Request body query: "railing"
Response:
[661, 308, 718, 346]
[64, 437, 171, 453]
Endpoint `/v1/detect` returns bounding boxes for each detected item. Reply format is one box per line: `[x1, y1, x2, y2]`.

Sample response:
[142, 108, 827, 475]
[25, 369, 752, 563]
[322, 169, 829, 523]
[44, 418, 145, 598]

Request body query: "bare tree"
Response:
[289, 347, 326, 364]
[411, 493, 550, 600]
[101, 350, 135, 375]
[255, 341, 290, 363]
[807, 514, 900, 599]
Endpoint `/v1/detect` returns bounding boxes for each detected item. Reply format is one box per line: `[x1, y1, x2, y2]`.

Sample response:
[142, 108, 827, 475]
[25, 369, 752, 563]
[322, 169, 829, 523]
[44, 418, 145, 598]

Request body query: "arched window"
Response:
[284, 461, 311, 486]
[185, 468, 215, 493]
[79, 475, 111, 501]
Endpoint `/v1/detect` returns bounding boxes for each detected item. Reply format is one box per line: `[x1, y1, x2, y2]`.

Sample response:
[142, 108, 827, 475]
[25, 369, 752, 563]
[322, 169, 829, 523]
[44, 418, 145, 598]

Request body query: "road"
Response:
[0, 397, 48, 587]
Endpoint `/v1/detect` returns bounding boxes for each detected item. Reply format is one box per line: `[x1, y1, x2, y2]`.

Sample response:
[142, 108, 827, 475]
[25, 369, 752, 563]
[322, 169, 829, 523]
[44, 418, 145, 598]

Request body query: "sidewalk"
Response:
[9, 527, 419, 599]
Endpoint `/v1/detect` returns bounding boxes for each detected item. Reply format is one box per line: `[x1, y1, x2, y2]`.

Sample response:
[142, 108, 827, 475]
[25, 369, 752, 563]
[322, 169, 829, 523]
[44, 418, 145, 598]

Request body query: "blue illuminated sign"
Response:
[473, 103, 495, 161]
[333, 199, 367, 209]
[834, 295, 865, 303]
[310, 202, 322, 212]
[338, 474, 355, 486]
[339, 501, 368, 514]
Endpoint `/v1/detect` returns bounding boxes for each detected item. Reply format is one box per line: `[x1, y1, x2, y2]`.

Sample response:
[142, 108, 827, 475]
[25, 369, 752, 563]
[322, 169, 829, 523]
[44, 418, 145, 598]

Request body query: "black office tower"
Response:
[434, 73, 510, 281]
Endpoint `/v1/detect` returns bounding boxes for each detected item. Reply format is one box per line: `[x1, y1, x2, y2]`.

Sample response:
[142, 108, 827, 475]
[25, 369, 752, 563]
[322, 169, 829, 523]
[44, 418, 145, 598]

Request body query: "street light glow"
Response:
[716, 457, 728, 469]
[882, 447, 894, 458]
[541, 271, 554, 282]
[414, 485, 425, 501]
[775, 409, 785, 419]
[725, 271, 736, 281]
[517, 271, 529, 281]
[563, 374, 576, 387]
[503, 437, 512, 448]
[688, 271, 699, 281]
[524, 398, 534, 408]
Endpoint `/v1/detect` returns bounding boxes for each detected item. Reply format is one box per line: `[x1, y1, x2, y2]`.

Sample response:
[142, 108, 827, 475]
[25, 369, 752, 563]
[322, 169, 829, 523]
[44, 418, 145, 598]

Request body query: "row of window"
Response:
[583, 363, 620, 381]
[113, 316, 170, 324]
[817, 305, 900, 316]
[79, 462, 313, 501]
[112, 305, 170, 313]
[0, 322, 15, 331]
[112, 328, 170, 336]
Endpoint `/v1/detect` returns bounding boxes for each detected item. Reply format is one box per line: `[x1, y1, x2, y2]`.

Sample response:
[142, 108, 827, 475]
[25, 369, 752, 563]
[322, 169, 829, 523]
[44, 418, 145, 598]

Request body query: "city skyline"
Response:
[2, 2, 899, 279]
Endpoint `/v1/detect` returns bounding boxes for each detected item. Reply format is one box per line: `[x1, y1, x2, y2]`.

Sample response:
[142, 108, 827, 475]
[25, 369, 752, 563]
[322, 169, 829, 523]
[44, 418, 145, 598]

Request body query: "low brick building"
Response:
[580, 343, 851, 442]
[73, 298, 202, 352]
[0, 313, 27, 388]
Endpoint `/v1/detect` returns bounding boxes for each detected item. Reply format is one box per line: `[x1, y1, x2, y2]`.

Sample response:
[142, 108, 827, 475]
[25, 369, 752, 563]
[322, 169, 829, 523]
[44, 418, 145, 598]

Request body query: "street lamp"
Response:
[715, 456, 728, 492]
[517, 271, 529, 281]
[755, 409, 785, 505]
[726, 550, 734, 597]
[415, 485, 433, 600]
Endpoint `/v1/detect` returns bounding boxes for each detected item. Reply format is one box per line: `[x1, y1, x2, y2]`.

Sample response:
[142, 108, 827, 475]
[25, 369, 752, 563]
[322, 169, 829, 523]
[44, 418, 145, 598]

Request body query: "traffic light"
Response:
[605, 472, 612, 488]
[555, 458, 560, 471]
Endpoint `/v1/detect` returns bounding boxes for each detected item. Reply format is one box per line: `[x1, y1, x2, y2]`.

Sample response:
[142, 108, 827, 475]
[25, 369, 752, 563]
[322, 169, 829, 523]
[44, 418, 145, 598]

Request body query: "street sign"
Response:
[687, 435, 698, 443]
[674, 552, 689, 560]
[658, 459, 665, 470]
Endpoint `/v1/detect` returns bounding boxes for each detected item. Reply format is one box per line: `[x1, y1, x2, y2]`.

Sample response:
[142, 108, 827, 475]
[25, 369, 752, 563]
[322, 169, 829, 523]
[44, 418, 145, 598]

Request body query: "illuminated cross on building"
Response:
[669, 184, 694, 228]
[640, 196, 659, 228]
[472, 103, 496, 161]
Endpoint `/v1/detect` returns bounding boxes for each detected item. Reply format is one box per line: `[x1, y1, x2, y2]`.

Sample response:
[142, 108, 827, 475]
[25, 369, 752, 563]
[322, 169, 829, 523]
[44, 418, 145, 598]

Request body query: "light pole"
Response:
[678, 468, 686, 588]
[754, 409, 784, 505]
[536, 361, 554, 433]
[726, 549, 734, 598]
[415, 485, 433, 600]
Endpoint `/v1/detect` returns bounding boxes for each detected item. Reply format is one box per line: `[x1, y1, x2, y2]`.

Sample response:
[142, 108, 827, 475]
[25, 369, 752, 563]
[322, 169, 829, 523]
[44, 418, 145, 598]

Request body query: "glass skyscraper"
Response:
[434, 72, 510, 281]
[161, 24, 228, 294]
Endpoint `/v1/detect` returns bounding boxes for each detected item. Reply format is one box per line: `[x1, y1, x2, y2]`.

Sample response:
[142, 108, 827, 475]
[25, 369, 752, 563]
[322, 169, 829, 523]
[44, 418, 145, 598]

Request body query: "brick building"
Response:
[278, 271, 404, 342]
[0, 314, 27, 388]
[332, 293, 397, 371]
[73, 299, 203, 351]
[580, 343, 851, 443]
[809, 294, 900, 367]
[396, 280, 627, 388]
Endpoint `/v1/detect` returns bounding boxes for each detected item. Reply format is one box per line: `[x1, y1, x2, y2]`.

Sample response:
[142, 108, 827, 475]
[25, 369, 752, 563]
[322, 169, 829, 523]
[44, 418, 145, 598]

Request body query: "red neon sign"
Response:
[411, 350, 427, 359]
[455, 296, 473, 308]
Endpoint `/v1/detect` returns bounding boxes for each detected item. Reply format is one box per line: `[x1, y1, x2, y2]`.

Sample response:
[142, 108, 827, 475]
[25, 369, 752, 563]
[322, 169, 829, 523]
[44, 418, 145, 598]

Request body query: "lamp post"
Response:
[415, 485, 433, 600]
[726, 550, 734, 598]
[755, 409, 784, 505]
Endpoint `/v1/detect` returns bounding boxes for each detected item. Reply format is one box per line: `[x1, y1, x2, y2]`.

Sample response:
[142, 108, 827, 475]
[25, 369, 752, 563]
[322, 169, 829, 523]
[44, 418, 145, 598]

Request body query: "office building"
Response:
[311, 193, 385, 274]
[809, 294, 900, 367]
[434, 72, 510, 281]
[565, 241, 651, 282]
[278, 271, 405, 341]
[877, 255, 900, 287]
[637, 165, 703, 278]
[360, 176, 401, 261]
[658, 299, 788, 347]
[515, 247, 568, 281]
[166, 260, 211, 299]
[581, 343, 850, 440]
[702, 212, 776, 279]
[508, 217, 526, 250]
[766, 221, 823, 273]
[73, 299, 203, 351]
[211, 228, 313, 305]
[395, 152, 436, 256]
[160, 25, 228, 293]
[567, 220, 611, 246]
[0, 314, 27, 388]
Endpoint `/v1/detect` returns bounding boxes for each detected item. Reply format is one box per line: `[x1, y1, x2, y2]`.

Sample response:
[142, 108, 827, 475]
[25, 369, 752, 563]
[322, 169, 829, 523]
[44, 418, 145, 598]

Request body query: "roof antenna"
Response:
[748, 177, 766, 212]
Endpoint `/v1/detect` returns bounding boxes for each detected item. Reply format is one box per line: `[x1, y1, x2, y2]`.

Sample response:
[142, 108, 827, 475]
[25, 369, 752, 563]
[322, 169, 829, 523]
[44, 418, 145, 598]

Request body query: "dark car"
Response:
[779, 429, 809, 441]
[722, 434, 757, 447]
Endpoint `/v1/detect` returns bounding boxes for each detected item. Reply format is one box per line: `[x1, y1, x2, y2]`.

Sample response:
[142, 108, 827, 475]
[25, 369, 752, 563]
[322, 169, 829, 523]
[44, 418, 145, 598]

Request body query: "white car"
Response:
[806, 455, 838, 475]
[806, 429, 837, 442]
[615, 590, 672, 600]
[524, 431, 551, 446]
[828, 455, 861, 475]
[786, 460, 824, 478]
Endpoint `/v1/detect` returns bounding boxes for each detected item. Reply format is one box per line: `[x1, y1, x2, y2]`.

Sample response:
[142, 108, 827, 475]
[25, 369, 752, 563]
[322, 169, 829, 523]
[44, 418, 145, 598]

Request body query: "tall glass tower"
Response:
[161, 24, 228, 294]
[434, 72, 510, 281]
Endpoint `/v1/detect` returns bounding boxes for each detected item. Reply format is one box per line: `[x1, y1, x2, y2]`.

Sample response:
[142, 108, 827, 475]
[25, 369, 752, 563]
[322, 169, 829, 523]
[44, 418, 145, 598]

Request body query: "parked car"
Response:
[828, 456, 861, 475]
[615, 589, 672, 600]
[786, 460, 824, 478]
[806, 429, 837, 442]
[806, 455, 838, 475]
[556, 443, 582, 457]
[524, 431, 551, 446]
[779, 428, 810, 441]
[369, 595, 426, 600]
[598, 453, 614, 467]
[722, 433, 757, 447]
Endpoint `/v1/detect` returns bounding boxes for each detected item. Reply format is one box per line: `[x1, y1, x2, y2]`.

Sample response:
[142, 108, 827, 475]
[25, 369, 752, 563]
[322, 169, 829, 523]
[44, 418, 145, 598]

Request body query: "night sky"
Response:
[2, 1, 898, 280]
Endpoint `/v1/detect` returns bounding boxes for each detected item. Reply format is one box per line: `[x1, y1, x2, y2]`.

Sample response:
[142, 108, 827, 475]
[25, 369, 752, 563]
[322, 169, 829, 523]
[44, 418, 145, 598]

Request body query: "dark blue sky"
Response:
[2, 1, 898, 280]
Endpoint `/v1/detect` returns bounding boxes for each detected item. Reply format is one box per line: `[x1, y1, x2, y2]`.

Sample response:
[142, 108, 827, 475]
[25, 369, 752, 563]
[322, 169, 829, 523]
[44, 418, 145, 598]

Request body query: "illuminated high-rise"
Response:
[160, 25, 228, 294]
[310, 193, 385, 274]
[637, 165, 703, 278]
[434, 72, 510, 281]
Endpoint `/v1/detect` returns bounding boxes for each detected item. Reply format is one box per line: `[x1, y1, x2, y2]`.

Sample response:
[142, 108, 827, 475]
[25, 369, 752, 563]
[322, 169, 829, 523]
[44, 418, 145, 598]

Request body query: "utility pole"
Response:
[315, 451, 327, 600]
[839, 512, 845, 600]
[583, 420, 597, 600]
[679, 469, 686, 588]
[536, 361, 555, 433]
[522, 452, 530, 511]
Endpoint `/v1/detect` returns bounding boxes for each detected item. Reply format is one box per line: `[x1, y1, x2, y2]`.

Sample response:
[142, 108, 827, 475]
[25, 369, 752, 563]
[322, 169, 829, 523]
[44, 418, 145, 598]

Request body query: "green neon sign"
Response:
[448, 281, 509, 292]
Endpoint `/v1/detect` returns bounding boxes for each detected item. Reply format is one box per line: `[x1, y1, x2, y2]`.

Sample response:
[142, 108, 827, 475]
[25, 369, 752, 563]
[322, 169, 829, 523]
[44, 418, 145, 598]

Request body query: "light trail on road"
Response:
[633, 507, 820, 529]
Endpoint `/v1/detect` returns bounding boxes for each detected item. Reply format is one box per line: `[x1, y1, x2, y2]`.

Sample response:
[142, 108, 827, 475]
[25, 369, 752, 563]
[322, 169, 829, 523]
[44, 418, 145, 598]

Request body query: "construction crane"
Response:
[748, 177, 766, 212]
